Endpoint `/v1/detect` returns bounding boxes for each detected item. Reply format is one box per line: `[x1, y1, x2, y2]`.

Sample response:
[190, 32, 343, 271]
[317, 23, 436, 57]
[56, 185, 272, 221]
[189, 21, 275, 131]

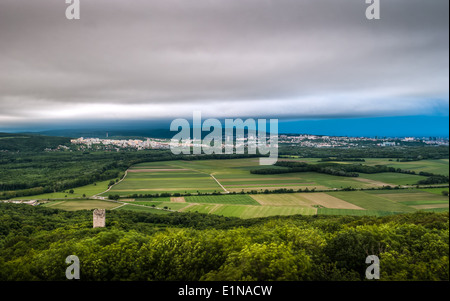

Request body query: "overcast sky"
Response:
[0, 0, 448, 129]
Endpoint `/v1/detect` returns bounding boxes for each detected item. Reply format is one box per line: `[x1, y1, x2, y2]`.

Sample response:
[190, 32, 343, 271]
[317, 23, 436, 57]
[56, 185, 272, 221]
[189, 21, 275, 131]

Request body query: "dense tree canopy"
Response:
[0, 204, 447, 281]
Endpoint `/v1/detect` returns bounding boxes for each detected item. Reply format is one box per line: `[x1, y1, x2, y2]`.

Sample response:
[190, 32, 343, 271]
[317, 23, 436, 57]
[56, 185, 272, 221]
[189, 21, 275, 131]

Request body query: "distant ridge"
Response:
[27, 127, 271, 140]
[0, 132, 71, 152]
[33, 128, 175, 139]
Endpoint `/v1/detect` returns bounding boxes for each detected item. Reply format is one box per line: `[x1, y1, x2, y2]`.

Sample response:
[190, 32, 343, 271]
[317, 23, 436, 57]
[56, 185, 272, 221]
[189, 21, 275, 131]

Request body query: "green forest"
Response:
[0, 203, 447, 281]
[279, 145, 449, 159]
[0, 133, 71, 152]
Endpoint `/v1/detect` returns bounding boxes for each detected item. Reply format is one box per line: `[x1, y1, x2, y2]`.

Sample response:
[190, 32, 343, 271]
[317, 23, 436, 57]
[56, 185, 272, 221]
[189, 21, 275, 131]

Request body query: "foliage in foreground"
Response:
[0, 204, 448, 281]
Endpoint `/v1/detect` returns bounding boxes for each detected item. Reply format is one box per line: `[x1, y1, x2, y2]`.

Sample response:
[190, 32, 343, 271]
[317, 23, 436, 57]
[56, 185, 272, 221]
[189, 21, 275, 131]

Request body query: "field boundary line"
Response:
[111, 203, 127, 210]
[151, 162, 229, 194]
[178, 203, 198, 212]
[93, 170, 128, 199]
[167, 162, 212, 176]
[210, 174, 229, 193]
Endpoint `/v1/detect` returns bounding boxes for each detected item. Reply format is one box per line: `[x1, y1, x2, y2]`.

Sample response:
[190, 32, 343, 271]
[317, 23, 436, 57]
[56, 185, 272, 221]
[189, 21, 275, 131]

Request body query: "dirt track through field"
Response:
[210, 174, 229, 193]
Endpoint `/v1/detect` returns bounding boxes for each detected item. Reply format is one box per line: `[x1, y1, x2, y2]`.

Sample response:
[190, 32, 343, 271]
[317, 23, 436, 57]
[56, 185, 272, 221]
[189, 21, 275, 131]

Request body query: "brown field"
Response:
[250, 194, 313, 206]
[171, 197, 186, 203]
[300, 193, 364, 210]
[249, 193, 363, 210]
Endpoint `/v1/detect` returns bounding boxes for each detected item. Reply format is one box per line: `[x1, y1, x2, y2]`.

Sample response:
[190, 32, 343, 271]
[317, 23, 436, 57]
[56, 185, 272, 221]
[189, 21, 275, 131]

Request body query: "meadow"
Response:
[110, 163, 222, 194]
[282, 157, 449, 176]
[104, 158, 442, 197]
[42, 199, 120, 211]
[23, 157, 448, 218]
[45, 192, 445, 220]
[12, 179, 113, 200]
[184, 194, 260, 205]
[44, 185, 448, 218]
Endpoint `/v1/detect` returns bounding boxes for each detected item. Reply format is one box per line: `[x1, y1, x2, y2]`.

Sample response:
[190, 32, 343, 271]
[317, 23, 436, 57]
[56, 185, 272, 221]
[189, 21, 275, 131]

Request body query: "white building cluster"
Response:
[71, 137, 171, 150]
[1, 200, 39, 206]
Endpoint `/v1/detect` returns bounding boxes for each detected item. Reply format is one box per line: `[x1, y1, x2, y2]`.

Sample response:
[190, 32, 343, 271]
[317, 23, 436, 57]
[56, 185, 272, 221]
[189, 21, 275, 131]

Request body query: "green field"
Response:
[107, 161, 225, 194]
[181, 204, 317, 218]
[36, 187, 448, 219]
[419, 187, 449, 195]
[317, 208, 400, 217]
[399, 200, 449, 206]
[184, 194, 260, 205]
[327, 191, 417, 212]
[111, 170, 221, 193]
[42, 199, 120, 211]
[363, 158, 449, 176]
[19, 157, 447, 219]
[97, 158, 448, 218]
[114, 204, 172, 214]
[105, 158, 433, 197]
[284, 158, 449, 176]
[132, 202, 190, 211]
[132, 197, 171, 203]
[374, 192, 447, 203]
[13, 179, 113, 200]
[357, 172, 427, 186]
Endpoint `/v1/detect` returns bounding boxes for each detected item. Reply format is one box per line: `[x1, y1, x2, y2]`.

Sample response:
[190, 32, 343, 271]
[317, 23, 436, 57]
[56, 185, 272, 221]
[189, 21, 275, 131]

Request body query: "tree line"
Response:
[250, 161, 449, 185]
[279, 145, 449, 160]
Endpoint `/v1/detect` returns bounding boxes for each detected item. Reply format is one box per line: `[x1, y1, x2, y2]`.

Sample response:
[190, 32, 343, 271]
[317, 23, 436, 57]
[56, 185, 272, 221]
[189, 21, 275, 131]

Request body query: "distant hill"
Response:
[35, 128, 175, 139]
[0, 133, 71, 152]
[32, 127, 268, 140]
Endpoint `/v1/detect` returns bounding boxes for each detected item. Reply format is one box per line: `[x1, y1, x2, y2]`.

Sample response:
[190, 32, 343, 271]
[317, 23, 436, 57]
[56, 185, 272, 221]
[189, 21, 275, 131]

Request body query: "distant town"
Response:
[278, 134, 449, 148]
[65, 134, 449, 152]
[70, 137, 171, 151]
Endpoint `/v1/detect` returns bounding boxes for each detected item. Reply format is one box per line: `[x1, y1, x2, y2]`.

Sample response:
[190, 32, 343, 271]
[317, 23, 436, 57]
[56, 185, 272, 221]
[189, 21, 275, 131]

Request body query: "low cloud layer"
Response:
[0, 0, 448, 126]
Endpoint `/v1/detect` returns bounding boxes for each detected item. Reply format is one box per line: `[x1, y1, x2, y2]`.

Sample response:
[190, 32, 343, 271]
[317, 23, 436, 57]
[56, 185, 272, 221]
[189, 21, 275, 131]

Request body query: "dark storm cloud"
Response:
[0, 0, 448, 124]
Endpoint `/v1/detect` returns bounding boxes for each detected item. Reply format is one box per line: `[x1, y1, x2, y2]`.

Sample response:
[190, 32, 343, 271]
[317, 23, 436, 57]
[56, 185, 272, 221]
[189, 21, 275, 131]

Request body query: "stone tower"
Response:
[93, 209, 106, 228]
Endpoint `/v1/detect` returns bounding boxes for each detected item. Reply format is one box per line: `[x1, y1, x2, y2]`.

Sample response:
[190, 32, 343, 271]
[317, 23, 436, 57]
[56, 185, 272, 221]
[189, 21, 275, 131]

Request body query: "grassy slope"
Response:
[184, 194, 260, 205]
[12, 180, 113, 200]
[43, 200, 120, 211]
[326, 191, 416, 212]
[358, 172, 427, 186]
